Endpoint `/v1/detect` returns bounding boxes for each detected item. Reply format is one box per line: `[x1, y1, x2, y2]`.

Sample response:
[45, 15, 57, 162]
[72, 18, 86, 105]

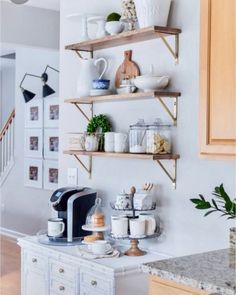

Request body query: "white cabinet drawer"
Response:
[25, 250, 47, 271]
[80, 270, 111, 293]
[49, 259, 76, 282]
[50, 278, 75, 295]
[80, 285, 108, 295]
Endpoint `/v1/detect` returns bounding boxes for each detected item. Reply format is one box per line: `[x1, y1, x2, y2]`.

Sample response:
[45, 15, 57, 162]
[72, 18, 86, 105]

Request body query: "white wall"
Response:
[0, 59, 15, 128]
[0, 1, 60, 49]
[0, 47, 59, 234]
[59, 0, 236, 257]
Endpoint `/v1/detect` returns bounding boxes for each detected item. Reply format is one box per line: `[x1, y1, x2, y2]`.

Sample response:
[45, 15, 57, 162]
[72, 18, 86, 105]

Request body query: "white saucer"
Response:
[82, 224, 109, 232]
[90, 89, 111, 96]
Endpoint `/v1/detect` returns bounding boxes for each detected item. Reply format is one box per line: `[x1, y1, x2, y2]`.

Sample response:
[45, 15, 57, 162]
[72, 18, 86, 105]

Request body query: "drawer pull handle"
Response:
[59, 286, 65, 291]
[91, 280, 97, 286]
[59, 268, 64, 273]
[32, 258, 37, 263]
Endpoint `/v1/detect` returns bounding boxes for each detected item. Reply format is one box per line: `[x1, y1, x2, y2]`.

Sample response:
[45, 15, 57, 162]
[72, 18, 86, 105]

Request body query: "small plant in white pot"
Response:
[190, 184, 236, 267]
[105, 12, 125, 35]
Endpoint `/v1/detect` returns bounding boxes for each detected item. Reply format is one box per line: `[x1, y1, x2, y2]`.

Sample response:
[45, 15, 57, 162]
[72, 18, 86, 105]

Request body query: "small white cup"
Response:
[111, 217, 128, 237]
[129, 218, 146, 237]
[104, 132, 115, 152]
[114, 133, 128, 153]
[91, 240, 108, 255]
[139, 213, 156, 235]
[48, 218, 65, 238]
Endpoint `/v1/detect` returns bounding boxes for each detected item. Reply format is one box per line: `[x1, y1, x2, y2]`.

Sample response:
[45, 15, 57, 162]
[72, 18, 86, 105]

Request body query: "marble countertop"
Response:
[142, 249, 236, 295]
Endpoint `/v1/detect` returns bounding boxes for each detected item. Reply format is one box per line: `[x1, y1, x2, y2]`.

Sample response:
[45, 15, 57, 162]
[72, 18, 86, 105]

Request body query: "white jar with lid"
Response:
[146, 119, 172, 154]
[129, 119, 148, 153]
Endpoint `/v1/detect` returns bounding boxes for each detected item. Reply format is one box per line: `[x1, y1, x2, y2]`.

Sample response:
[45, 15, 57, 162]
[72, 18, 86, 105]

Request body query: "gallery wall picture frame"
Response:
[25, 129, 43, 158]
[44, 97, 59, 128]
[25, 98, 43, 128]
[44, 129, 59, 159]
[24, 158, 43, 188]
[43, 160, 59, 190]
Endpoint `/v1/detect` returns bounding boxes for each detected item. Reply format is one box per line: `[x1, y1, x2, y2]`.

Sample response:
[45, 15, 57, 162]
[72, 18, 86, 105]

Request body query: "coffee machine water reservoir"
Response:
[49, 187, 97, 243]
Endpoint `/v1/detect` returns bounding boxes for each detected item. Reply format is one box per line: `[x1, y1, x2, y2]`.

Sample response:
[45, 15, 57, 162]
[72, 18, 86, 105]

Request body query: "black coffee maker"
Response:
[50, 187, 96, 242]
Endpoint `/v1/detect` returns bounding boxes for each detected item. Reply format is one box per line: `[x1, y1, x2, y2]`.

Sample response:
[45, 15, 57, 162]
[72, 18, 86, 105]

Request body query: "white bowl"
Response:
[133, 75, 169, 92]
[105, 21, 125, 35]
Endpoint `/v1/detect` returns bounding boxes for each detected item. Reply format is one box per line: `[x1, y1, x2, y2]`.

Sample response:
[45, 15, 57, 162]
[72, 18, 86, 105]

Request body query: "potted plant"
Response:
[105, 12, 125, 35]
[85, 114, 112, 152]
[190, 184, 236, 267]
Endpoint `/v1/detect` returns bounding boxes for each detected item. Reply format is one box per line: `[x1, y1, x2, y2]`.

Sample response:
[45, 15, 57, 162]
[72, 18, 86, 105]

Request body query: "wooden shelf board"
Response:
[63, 150, 180, 160]
[65, 26, 182, 52]
[65, 91, 181, 104]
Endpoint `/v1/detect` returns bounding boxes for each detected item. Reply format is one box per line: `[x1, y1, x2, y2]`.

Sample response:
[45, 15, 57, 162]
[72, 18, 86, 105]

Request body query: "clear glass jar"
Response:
[146, 119, 172, 154]
[129, 119, 148, 153]
[85, 198, 105, 227]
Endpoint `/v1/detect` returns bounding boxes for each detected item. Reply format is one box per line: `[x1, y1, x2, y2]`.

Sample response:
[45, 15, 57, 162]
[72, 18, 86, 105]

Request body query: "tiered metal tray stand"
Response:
[109, 201, 161, 256]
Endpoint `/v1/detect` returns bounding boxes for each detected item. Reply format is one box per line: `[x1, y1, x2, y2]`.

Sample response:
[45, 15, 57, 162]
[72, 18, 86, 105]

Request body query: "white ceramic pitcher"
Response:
[77, 57, 108, 97]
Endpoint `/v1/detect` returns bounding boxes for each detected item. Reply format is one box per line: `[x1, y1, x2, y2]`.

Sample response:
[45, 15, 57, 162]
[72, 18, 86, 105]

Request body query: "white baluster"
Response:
[11, 119, 14, 161]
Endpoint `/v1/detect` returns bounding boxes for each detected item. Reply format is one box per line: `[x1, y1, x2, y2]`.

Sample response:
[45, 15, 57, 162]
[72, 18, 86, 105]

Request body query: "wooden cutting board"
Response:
[115, 50, 140, 88]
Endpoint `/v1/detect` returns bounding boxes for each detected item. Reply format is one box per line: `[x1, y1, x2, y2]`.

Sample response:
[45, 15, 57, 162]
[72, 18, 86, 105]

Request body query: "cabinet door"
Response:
[80, 285, 107, 295]
[149, 276, 209, 295]
[199, 0, 236, 158]
[24, 269, 48, 295]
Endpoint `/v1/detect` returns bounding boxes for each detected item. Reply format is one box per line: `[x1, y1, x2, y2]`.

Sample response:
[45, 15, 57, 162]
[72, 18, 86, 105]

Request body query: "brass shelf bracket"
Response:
[73, 102, 93, 122]
[74, 50, 93, 60]
[156, 96, 178, 126]
[155, 159, 177, 189]
[160, 34, 179, 64]
[74, 155, 92, 178]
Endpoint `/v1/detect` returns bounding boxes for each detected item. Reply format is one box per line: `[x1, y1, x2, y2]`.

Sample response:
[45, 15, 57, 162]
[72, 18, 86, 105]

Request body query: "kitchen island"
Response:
[142, 249, 235, 295]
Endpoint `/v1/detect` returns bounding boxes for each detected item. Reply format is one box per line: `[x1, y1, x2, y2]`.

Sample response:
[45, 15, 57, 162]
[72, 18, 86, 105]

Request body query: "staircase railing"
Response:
[0, 109, 15, 181]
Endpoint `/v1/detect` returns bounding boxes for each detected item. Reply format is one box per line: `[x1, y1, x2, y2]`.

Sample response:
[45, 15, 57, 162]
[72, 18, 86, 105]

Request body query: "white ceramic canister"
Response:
[111, 217, 128, 237]
[104, 132, 115, 152]
[129, 218, 146, 237]
[115, 190, 132, 210]
[114, 132, 128, 153]
[139, 213, 156, 235]
[134, 0, 172, 28]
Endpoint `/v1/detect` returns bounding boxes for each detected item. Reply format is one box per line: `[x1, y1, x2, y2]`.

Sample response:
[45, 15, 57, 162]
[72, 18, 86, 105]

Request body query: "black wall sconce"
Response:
[20, 65, 59, 103]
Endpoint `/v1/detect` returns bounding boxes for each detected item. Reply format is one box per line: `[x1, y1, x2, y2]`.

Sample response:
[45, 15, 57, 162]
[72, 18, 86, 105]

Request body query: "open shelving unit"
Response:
[63, 150, 180, 189]
[64, 25, 182, 189]
[65, 26, 182, 63]
[65, 91, 181, 125]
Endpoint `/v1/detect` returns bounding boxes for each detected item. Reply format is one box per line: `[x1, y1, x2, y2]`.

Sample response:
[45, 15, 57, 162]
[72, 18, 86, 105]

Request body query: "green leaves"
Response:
[190, 198, 211, 209]
[87, 114, 112, 134]
[190, 184, 236, 220]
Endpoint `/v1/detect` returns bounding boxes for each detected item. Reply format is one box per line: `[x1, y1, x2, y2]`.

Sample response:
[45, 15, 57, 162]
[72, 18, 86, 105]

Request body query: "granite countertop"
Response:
[142, 249, 236, 295]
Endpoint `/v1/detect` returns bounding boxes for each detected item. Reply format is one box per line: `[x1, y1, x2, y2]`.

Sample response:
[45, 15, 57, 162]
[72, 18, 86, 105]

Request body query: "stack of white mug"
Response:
[111, 213, 156, 238]
[105, 132, 128, 153]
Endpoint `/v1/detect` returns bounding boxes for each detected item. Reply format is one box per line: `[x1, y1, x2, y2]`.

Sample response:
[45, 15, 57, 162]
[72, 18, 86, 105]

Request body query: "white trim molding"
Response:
[0, 226, 27, 240]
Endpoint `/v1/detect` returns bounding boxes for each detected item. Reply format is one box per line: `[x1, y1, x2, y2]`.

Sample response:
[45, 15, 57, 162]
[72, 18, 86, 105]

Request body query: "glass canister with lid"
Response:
[129, 119, 148, 153]
[146, 119, 172, 154]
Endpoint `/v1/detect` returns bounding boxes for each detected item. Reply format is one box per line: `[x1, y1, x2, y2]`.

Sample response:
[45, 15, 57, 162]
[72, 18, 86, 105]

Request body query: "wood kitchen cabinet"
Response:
[149, 276, 209, 295]
[199, 0, 236, 158]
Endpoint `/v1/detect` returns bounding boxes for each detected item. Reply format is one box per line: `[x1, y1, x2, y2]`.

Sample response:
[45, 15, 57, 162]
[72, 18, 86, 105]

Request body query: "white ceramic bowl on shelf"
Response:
[105, 21, 125, 35]
[133, 75, 169, 92]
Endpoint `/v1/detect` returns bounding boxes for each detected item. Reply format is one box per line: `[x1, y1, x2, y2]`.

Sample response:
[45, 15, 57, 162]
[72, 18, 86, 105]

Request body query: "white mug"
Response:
[139, 213, 156, 235]
[91, 240, 108, 255]
[104, 132, 115, 152]
[48, 218, 65, 238]
[111, 217, 128, 237]
[129, 218, 146, 237]
[114, 133, 128, 153]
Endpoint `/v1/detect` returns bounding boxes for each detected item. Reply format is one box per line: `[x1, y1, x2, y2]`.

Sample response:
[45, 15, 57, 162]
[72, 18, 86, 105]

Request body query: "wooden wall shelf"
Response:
[65, 91, 181, 125]
[65, 26, 182, 62]
[63, 150, 180, 188]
